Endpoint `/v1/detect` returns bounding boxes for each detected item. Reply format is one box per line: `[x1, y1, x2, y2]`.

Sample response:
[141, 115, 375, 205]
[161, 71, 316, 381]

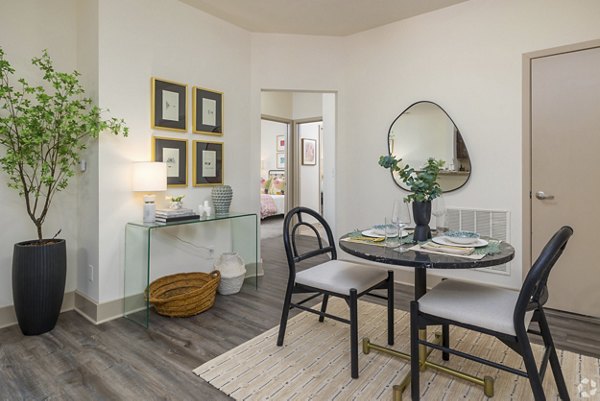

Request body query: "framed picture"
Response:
[151, 78, 187, 132]
[152, 136, 187, 186]
[193, 86, 223, 135]
[192, 140, 223, 186]
[276, 153, 286, 169]
[276, 135, 285, 151]
[301, 138, 317, 165]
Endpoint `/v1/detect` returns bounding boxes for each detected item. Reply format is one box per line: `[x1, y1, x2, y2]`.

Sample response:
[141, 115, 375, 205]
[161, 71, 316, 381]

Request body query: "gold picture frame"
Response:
[151, 77, 187, 132]
[192, 140, 224, 186]
[192, 86, 223, 135]
[152, 136, 188, 187]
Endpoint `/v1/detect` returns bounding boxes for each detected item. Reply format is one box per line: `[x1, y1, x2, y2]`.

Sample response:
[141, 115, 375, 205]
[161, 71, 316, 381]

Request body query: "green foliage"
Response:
[378, 155, 444, 203]
[0, 48, 128, 240]
[169, 195, 185, 202]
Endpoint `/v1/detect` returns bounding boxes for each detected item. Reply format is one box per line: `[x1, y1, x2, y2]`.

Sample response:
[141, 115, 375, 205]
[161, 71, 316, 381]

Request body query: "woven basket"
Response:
[148, 271, 220, 317]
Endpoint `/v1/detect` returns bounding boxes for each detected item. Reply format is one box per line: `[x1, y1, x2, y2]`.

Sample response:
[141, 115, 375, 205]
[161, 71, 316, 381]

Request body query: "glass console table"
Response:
[124, 212, 258, 328]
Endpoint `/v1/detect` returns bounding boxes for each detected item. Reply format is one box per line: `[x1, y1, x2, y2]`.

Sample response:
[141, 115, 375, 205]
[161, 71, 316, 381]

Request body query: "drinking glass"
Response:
[432, 194, 447, 235]
[389, 200, 412, 251]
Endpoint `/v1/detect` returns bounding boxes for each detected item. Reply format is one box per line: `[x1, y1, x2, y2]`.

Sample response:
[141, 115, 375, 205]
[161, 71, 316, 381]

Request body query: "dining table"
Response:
[339, 232, 515, 401]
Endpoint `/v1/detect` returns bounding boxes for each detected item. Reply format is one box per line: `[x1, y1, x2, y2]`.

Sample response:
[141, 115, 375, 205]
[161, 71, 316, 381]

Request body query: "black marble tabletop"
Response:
[338, 234, 515, 270]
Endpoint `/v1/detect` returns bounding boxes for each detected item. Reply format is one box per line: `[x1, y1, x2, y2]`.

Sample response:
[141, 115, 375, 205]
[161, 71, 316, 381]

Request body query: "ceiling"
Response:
[179, 0, 469, 36]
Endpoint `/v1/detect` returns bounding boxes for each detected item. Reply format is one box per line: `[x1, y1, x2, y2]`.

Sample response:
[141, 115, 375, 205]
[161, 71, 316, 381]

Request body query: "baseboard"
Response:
[0, 291, 75, 330]
[74, 291, 124, 325]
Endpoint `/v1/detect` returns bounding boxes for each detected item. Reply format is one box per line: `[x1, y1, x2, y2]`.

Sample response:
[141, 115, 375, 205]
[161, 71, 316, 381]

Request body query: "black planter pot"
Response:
[412, 201, 432, 242]
[12, 239, 66, 335]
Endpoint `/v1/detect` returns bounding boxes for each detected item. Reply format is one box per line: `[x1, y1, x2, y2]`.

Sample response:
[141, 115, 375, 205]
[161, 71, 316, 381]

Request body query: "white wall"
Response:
[261, 91, 292, 119]
[292, 92, 322, 120]
[0, 0, 80, 307]
[96, 0, 252, 303]
[340, 0, 600, 288]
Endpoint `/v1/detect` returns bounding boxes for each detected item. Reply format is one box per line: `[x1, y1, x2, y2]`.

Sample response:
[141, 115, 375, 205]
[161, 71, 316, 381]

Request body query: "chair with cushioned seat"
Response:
[277, 206, 395, 379]
[410, 226, 573, 401]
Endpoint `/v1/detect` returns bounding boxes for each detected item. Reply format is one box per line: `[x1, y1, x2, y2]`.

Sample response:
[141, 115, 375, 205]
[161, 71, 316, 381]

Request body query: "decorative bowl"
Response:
[445, 230, 480, 244]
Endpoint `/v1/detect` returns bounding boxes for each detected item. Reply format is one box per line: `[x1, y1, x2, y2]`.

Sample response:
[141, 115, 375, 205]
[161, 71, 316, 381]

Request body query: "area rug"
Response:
[194, 299, 599, 400]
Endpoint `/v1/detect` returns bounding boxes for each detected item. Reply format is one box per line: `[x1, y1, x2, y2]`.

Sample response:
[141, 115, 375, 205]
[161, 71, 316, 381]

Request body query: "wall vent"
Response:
[446, 208, 510, 275]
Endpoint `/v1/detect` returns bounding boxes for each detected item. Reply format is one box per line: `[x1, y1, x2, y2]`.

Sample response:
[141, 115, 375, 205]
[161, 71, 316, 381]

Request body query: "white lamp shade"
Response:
[132, 162, 167, 192]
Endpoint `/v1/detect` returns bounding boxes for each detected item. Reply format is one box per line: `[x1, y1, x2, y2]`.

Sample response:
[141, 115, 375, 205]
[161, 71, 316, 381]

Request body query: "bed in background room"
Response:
[261, 170, 286, 219]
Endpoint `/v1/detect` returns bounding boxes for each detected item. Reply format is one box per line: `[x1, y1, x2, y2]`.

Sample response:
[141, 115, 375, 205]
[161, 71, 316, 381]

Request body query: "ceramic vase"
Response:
[211, 185, 233, 215]
[412, 201, 432, 242]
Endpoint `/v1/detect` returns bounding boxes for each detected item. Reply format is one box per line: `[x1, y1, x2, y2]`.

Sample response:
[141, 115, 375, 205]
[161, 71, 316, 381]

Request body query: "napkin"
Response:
[420, 242, 475, 256]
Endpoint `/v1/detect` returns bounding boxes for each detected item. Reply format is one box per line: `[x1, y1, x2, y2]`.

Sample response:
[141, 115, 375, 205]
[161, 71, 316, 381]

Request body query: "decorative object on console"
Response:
[192, 86, 223, 135]
[132, 162, 168, 224]
[151, 77, 187, 132]
[193, 140, 223, 186]
[152, 136, 187, 187]
[0, 48, 128, 335]
[212, 185, 233, 215]
[214, 252, 246, 295]
[379, 155, 444, 241]
[198, 200, 212, 218]
[154, 207, 199, 224]
[148, 271, 220, 317]
[167, 195, 185, 209]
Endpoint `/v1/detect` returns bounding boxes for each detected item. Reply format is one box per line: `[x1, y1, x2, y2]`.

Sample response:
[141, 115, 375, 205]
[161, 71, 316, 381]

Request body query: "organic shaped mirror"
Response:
[387, 101, 471, 192]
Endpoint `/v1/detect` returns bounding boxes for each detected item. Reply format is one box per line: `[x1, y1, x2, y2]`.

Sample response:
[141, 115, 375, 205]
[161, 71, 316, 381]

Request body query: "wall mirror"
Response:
[388, 101, 471, 192]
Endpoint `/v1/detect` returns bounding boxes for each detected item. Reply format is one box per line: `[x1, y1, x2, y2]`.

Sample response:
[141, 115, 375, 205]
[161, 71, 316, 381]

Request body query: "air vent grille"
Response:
[446, 208, 510, 275]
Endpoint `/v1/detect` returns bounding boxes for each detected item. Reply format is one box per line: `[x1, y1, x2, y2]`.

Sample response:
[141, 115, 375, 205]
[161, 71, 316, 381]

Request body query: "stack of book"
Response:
[155, 208, 200, 224]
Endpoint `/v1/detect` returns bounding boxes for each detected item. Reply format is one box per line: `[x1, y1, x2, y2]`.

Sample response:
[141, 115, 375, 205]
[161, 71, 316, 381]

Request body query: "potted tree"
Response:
[0, 48, 128, 335]
[379, 155, 444, 241]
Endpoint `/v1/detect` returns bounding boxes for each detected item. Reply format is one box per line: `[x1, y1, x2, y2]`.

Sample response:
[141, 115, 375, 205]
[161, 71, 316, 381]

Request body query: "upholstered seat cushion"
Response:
[418, 280, 534, 336]
[295, 260, 388, 295]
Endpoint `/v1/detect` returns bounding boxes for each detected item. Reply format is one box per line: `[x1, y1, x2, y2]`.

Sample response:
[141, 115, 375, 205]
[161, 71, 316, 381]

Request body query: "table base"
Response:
[362, 329, 495, 401]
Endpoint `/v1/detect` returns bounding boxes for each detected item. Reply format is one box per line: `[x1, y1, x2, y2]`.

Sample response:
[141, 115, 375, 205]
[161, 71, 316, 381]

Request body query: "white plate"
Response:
[432, 236, 489, 248]
[362, 229, 409, 238]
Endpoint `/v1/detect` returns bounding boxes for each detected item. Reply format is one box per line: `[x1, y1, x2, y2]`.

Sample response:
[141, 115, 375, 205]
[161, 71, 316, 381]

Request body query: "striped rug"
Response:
[194, 299, 599, 400]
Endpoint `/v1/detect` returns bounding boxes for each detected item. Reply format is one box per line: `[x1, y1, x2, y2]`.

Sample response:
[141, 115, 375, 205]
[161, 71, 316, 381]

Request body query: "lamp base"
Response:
[143, 195, 156, 223]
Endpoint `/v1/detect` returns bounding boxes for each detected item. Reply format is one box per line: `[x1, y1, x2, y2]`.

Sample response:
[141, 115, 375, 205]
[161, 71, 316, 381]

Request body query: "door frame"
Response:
[261, 114, 294, 214]
[522, 39, 600, 280]
[295, 117, 323, 213]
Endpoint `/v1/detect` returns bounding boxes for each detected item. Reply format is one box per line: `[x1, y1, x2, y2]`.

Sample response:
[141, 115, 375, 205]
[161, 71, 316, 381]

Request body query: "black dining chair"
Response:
[410, 226, 573, 401]
[277, 206, 395, 379]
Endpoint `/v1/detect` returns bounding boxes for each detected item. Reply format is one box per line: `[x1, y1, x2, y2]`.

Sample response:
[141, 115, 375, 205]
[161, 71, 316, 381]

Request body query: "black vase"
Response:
[412, 201, 432, 242]
[12, 239, 66, 335]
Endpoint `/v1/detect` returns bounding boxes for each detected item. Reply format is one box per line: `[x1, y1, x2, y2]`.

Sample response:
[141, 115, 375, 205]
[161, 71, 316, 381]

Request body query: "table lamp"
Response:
[132, 161, 167, 223]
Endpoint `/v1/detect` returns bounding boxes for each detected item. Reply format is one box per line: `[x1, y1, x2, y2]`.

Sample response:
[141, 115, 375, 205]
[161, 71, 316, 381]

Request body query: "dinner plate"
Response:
[362, 229, 410, 238]
[432, 236, 489, 248]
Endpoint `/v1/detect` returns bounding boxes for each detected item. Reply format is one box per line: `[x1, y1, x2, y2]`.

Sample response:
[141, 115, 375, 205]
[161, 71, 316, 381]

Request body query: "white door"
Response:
[531, 46, 600, 317]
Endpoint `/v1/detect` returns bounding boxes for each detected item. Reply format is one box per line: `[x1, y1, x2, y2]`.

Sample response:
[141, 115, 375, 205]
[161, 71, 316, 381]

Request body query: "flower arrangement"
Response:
[379, 155, 444, 203]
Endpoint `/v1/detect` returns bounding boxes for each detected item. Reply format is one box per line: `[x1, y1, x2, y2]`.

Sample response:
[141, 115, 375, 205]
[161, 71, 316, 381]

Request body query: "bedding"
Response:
[260, 194, 285, 219]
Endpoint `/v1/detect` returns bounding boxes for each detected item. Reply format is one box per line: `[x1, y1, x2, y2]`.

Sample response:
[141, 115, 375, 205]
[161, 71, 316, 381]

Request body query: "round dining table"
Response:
[338, 233, 516, 401]
[339, 234, 515, 300]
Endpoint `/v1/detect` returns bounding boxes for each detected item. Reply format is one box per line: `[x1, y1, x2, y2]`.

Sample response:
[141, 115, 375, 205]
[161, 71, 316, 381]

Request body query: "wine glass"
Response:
[390, 200, 412, 251]
[432, 194, 447, 236]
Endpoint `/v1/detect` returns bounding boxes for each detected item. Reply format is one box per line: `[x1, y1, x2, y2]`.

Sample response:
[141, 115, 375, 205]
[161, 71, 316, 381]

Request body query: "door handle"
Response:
[535, 191, 555, 200]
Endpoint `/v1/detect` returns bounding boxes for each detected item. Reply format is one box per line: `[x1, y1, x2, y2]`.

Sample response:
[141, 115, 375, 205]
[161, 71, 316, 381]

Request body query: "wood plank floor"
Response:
[0, 235, 599, 400]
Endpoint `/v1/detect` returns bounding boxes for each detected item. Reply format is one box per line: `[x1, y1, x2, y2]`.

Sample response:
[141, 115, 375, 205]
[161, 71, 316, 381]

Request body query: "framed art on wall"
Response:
[151, 78, 187, 132]
[276, 153, 286, 169]
[193, 86, 223, 135]
[301, 138, 317, 165]
[276, 135, 285, 151]
[152, 136, 188, 186]
[192, 140, 223, 186]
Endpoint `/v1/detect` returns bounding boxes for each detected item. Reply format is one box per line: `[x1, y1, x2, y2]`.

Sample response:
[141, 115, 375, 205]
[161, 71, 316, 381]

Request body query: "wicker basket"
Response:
[148, 271, 220, 317]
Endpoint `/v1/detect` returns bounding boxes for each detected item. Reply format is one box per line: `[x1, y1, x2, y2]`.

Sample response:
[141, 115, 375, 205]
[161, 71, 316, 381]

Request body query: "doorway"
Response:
[259, 91, 336, 242]
[525, 41, 600, 317]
